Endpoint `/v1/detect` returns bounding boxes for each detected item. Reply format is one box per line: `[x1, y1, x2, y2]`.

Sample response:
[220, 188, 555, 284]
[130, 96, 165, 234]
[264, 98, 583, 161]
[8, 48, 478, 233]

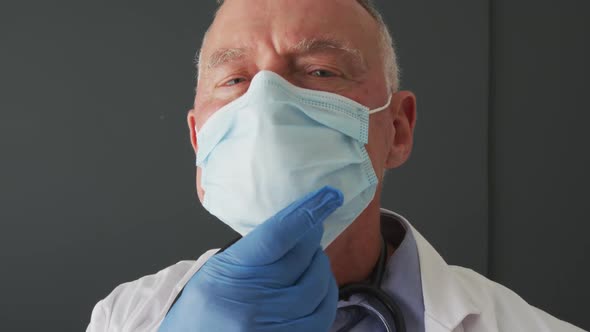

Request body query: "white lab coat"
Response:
[87, 211, 585, 332]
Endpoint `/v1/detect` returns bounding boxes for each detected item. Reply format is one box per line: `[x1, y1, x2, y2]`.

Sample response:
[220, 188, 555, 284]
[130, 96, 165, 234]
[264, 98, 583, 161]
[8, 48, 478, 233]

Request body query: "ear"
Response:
[385, 91, 417, 169]
[187, 109, 198, 152]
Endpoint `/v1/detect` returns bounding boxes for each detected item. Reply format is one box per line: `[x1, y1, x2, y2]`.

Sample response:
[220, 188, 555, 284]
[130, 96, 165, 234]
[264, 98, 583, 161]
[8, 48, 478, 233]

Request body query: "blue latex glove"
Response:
[159, 186, 344, 332]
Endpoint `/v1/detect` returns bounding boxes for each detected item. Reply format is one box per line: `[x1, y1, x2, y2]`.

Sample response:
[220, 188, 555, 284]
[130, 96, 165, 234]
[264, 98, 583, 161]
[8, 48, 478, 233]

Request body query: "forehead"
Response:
[202, 0, 380, 61]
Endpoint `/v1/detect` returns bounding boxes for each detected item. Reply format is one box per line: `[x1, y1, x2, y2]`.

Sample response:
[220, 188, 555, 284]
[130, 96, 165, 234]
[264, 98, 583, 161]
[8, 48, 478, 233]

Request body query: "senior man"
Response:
[87, 0, 584, 331]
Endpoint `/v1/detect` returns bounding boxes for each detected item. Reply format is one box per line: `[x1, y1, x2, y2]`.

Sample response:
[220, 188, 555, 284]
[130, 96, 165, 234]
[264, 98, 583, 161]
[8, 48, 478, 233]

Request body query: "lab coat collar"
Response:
[381, 209, 482, 332]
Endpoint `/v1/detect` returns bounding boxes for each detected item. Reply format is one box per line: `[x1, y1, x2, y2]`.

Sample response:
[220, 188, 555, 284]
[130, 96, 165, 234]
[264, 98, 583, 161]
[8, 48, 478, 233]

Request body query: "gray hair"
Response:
[197, 0, 400, 92]
[354, 0, 400, 92]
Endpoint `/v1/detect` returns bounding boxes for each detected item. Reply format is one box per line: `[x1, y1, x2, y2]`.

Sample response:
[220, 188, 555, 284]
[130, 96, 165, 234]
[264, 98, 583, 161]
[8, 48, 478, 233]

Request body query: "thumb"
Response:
[223, 186, 343, 266]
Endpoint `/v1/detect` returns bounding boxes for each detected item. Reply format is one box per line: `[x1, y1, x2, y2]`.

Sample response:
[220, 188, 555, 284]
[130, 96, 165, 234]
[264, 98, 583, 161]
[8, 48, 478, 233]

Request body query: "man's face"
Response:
[189, 0, 415, 210]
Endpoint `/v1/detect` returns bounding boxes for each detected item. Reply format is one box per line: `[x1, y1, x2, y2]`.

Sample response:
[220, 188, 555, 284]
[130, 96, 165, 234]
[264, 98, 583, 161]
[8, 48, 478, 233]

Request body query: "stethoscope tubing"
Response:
[338, 236, 406, 332]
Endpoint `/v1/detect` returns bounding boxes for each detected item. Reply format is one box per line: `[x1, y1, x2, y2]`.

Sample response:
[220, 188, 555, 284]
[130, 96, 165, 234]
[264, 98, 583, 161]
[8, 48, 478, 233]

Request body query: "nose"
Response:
[254, 48, 299, 86]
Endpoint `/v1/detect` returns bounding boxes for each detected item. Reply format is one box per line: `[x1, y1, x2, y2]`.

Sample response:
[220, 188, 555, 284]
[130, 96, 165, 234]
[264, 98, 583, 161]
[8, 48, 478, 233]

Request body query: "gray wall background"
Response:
[0, 0, 588, 331]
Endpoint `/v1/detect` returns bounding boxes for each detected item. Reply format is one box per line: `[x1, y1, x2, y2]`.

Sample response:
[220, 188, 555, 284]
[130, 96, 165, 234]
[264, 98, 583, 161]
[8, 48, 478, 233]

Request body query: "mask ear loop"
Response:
[368, 94, 393, 114]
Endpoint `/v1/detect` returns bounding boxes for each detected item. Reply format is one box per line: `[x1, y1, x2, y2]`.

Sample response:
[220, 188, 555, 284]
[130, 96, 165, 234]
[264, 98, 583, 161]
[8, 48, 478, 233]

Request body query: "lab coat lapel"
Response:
[391, 212, 482, 332]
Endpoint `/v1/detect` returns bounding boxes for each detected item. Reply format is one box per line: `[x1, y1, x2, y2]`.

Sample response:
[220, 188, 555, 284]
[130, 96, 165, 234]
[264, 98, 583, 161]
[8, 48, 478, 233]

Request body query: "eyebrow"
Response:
[202, 37, 366, 72]
[289, 37, 366, 69]
[204, 47, 249, 71]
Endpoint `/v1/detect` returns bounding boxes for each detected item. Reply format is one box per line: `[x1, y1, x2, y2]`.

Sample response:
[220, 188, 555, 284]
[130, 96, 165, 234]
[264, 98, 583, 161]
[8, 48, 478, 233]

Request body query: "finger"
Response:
[239, 221, 323, 287]
[223, 186, 343, 266]
[266, 264, 338, 332]
[256, 248, 334, 320]
[291, 249, 334, 317]
[299, 270, 339, 331]
[203, 222, 322, 286]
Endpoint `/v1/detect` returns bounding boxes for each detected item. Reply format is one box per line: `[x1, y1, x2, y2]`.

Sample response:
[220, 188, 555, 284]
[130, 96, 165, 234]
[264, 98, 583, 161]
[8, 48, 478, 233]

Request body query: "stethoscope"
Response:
[338, 235, 406, 332]
[167, 235, 406, 332]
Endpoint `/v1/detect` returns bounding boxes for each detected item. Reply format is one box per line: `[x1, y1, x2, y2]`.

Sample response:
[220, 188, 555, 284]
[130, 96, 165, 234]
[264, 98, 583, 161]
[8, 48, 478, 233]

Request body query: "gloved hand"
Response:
[158, 186, 343, 332]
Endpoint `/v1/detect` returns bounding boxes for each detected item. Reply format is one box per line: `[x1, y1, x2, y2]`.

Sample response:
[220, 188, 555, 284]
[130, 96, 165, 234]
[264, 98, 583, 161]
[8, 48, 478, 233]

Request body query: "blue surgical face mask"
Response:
[196, 70, 391, 248]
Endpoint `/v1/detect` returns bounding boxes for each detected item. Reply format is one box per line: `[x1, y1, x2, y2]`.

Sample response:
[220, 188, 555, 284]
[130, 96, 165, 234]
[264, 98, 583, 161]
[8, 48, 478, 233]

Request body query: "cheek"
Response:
[196, 166, 205, 203]
[194, 108, 212, 132]
[193, 98, 232, 205]
[193, 87, 246, 205]
[194, 95, 230, 131]
[365, 115, 392, 180]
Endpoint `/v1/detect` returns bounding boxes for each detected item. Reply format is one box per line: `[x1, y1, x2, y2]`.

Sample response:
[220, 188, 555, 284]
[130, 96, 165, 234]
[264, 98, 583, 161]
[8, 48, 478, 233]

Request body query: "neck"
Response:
[326, 199, 387, 286]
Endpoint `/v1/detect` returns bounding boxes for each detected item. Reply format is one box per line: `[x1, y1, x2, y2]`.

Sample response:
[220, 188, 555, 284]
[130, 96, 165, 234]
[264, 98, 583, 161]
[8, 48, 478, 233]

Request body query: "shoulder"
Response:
[449, 266, 583, 332]
[390, 210, 584, 331]
[86, 249, 218, 332]
[449, 265, 585, 331]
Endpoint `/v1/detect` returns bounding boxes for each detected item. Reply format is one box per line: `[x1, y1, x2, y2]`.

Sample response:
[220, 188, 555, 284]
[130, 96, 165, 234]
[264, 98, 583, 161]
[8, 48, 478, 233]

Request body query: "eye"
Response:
[224, 77, 247, 86]
[309, 69, 337, 78]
